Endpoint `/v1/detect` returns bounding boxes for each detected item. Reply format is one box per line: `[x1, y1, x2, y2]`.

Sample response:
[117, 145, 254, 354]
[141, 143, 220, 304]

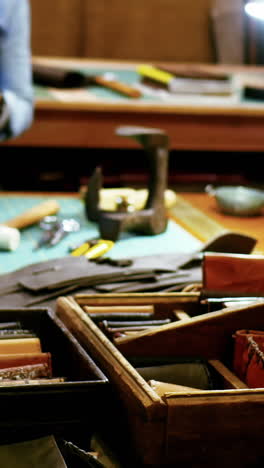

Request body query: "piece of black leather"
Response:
[95, 268, 201, 293]
[19, 259, 159, 292]
[0, 284, 79, 308]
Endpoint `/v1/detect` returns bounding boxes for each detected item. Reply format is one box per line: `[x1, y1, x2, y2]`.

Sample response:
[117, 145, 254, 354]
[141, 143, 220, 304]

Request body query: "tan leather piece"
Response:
[0, 338, 41, 354]
[148, 379, 200, 397]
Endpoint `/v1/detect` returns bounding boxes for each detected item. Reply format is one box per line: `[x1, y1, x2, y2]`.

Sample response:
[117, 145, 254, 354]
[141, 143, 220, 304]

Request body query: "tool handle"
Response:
[94, 75, 142, 98]
[4, 199, 60, 229]
[137, 64, 173, 85]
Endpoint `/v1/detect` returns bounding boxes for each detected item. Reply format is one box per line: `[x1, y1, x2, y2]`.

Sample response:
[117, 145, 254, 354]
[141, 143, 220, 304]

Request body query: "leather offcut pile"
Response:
[0, 252, 202, 309]
[0, 231, 257, 309]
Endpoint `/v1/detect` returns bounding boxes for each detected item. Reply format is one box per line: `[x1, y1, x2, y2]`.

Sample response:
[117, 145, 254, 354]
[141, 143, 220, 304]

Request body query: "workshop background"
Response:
[1, 0, 264, 192]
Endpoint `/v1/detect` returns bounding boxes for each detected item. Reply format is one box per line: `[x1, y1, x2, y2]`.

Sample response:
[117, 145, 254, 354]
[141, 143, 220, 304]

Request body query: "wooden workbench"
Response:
[1, 190, 264, 275]
[170, 192, 264, 253]
[3, 57, 264, 152]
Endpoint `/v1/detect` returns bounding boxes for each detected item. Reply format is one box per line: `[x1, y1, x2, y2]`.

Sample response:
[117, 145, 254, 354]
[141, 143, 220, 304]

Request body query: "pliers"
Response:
[70, 239, 114, 259]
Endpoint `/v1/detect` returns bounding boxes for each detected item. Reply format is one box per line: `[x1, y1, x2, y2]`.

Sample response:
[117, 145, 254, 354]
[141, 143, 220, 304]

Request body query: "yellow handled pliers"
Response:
[70, 239, 114, 259]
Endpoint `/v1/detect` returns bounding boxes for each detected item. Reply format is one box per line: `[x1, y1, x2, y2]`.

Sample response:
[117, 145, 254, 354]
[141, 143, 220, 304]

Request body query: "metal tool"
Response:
[49, 218, 80, 246]
[34, 216, 57, 249]
[35, 216, 80, 249]
[206, 184, 264, 216]
[84, 126, 169, 241]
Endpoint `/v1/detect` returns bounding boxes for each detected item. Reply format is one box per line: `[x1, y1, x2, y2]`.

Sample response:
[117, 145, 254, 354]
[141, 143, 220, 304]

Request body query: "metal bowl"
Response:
[206, 185, 264, 216]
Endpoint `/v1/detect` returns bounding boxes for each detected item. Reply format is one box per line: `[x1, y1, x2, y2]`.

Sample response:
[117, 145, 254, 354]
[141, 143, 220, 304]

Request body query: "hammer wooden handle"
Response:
[94, 75, 142, 98]
[4, 199, 60, 229]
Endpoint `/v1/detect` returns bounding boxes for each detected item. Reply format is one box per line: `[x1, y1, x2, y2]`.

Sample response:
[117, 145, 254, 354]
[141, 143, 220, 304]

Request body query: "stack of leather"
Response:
[0, 320, 65, 387]
[0, 254, 194, 308]
[0, 232, 256, 309]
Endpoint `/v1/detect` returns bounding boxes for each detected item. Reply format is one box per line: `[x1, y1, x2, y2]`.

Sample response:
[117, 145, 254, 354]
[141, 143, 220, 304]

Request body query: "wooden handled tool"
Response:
[90, 75, 142, 98]
[3, 199, 60, 229]
[32, 63, 142, 98]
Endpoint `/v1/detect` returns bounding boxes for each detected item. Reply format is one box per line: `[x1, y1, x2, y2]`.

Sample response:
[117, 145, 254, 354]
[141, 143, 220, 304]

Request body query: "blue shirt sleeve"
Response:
[0, 0, 34, 140]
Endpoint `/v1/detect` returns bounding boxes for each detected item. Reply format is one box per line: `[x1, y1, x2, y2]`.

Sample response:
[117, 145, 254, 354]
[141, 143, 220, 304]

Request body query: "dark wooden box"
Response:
[0, 307, 109, 446]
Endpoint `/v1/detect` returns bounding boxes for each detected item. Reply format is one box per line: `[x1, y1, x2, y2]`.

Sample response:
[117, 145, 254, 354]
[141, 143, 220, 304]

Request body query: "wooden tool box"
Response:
[56, 293, 264, 467]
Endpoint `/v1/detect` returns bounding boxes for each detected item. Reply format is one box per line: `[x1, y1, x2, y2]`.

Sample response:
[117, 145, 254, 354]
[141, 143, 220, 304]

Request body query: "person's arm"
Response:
[0, 0, 34, 140]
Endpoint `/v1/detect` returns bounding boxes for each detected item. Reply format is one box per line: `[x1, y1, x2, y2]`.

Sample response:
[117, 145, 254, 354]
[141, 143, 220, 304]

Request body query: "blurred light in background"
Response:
[245, 0, 264, 20]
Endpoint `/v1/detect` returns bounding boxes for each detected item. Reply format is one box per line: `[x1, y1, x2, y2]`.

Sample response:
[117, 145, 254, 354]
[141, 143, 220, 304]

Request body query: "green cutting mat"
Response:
[34, 67, 264, 105]
[34, 68, 159, 102]
[0, 195, 201, 274]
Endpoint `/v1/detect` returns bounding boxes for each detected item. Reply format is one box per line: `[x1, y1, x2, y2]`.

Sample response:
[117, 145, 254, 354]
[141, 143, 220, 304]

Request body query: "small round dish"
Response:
[206, 185, 264, 216]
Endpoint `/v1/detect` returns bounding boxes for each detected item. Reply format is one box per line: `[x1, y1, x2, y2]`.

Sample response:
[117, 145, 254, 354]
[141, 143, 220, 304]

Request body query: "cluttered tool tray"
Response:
[55, 293, 264, 467]
[0, 307, 108, 445]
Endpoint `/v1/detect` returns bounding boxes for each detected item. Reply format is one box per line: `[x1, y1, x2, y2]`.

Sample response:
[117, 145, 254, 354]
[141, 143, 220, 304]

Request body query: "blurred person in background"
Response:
[0, 0, 33, 141]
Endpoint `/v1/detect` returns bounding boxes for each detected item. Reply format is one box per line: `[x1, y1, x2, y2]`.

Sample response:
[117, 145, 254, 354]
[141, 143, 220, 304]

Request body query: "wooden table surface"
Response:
[3, 57, 264, 152]
[2, 190, 264, 258]
[170, 192, 264, 254]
